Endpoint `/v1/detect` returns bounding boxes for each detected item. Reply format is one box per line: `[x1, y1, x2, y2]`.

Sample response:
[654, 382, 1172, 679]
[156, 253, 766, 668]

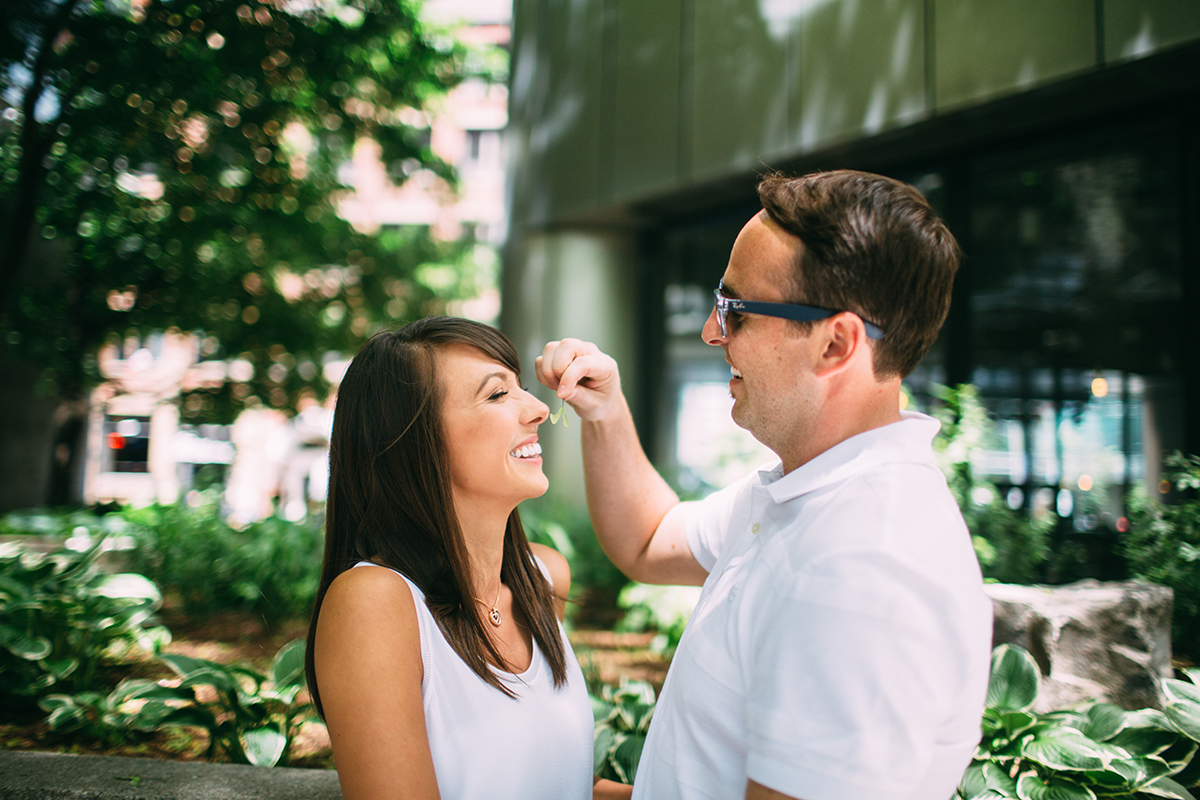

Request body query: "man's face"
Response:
[701, 211, 823, 462]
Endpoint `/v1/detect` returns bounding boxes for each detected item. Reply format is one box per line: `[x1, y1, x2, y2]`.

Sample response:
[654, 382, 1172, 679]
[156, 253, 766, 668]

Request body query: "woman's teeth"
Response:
[731, 366, 743, 379]
[510, 443, 542, 459]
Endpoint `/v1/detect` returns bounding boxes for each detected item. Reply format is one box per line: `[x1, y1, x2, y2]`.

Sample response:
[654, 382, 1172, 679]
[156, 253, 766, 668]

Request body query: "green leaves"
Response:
[1015, 772, 1097, 800]
[1, 0, 478, 433]
[0, 624, 52, 660]
[0, 531, 165, 711]
[1165, 677, 1200, 743]
[1020, 728, 1126, 772]
[548, 398, 570, 427]
[960, 644, 1200, 800]
[241, 726, 289, 768]
[591, 679, 656, 785]
[120, 497, 323, 622]
[1124, 452, 1200, 653]
[46, 638, 314, 767]
[987, 644, 1041, 712]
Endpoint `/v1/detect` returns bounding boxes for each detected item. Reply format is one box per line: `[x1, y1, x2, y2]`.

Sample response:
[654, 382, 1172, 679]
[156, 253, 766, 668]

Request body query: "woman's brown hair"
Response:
[304, 317, 568, 716]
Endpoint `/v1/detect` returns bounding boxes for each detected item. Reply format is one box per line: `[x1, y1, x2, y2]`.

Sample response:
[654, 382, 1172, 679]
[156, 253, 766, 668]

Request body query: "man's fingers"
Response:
[537, 338, 599, 392]
[534, 354, 556, 390]
[535, 340, 566, 390]
[556, 354, 605, 400]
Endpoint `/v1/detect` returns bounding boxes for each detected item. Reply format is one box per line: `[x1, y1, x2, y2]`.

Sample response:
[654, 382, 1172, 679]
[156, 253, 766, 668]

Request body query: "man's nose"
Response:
[701, 307, 726, 346]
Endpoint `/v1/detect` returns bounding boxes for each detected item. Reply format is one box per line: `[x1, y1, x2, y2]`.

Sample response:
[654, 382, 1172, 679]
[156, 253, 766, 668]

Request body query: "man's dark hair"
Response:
[757, 169, 961, 379]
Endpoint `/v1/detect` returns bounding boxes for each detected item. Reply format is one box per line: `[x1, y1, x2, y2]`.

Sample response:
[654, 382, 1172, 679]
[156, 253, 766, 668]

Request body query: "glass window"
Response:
[102, 415, 151, 474]
[968, 130, 1184, 529]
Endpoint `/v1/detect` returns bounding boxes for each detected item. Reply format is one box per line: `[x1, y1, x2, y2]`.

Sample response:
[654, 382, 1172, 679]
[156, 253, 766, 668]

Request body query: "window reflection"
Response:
[969, 132, 1183, 534]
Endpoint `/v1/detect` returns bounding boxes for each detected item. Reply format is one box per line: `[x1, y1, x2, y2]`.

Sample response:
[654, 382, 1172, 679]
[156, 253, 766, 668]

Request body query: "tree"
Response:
[0, 0, 486, 510]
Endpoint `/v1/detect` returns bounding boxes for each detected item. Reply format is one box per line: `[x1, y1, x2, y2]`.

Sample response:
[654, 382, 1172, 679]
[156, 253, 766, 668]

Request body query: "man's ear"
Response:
[814, 312, 866, 377]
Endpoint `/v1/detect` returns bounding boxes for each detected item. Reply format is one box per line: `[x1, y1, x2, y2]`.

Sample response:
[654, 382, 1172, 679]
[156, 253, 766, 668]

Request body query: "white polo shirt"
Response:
[632, 412, 992, 800]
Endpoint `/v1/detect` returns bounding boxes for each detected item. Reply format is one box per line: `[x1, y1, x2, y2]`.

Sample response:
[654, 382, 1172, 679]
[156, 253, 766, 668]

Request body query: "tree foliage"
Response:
[0, 0, 483, 421]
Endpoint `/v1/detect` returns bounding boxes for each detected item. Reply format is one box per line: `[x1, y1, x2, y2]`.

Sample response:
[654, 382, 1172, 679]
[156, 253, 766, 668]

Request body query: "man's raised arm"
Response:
[536, 339, 708, 587]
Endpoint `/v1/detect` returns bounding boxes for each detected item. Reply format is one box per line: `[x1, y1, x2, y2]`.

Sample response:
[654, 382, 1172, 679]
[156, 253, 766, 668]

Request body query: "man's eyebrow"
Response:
[475, 370, 508, 396]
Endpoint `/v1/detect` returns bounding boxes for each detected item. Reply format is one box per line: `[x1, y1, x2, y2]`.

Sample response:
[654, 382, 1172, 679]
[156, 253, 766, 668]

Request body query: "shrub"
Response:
[43, 639, 313, 767]
[0, 533, 167, 713]
[1124, 452, 1200, 658]
[958, 643, 1200, 799]
[521, 497, 629, 624]
[120, 495, 323, 622]
[591, 679, 656, 785]
[932, 384, 1052, 584]
[614, 583, 701, 658]
[584, 647, 1200, 797]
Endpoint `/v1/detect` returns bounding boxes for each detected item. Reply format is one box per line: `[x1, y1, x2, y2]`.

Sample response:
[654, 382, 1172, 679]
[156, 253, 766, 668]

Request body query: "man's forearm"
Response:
[535, 337, 705, 585]
[581, 392, 682, 583]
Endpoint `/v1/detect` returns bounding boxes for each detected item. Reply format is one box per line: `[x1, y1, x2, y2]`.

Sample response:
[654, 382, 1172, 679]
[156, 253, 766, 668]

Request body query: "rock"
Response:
[985, 579, 1174, 712]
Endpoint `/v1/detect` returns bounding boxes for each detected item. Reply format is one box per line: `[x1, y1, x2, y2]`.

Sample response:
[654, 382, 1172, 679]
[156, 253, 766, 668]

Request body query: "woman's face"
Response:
[437, 343, 550, 514]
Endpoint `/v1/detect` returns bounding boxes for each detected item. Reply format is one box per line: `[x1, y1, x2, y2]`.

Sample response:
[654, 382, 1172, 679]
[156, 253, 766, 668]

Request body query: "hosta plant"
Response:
[592, 679, 656, 785]
[43, 639, 313, 767]
[0, 533, 165, 712]
[958, 643, 1200, 799]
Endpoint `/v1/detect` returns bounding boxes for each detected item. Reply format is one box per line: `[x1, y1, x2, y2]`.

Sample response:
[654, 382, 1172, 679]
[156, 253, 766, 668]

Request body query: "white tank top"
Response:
[352, 561, 593, 800]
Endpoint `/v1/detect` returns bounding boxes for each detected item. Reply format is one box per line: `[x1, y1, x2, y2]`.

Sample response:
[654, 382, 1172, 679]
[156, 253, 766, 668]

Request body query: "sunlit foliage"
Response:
[0, 0, 484, 420]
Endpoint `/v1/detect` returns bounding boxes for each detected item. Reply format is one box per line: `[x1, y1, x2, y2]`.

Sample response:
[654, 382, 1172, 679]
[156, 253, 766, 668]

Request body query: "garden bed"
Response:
[0, 607, 669, 769]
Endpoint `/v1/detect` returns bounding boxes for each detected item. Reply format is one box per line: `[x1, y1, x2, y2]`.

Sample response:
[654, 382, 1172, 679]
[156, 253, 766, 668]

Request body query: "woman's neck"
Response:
[455, 500, 512, 598]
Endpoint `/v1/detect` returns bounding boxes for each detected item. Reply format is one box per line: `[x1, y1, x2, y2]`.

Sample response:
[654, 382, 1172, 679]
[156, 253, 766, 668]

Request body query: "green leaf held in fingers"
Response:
[549, 398, 570, 426]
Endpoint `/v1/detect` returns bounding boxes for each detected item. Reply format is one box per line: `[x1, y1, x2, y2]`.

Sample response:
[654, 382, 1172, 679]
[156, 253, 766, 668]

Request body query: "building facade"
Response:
[502, 1, 1200, 540]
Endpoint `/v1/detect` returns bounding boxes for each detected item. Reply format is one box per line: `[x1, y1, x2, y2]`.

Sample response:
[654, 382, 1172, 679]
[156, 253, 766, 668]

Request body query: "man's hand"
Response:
[535, 338, 623, 423]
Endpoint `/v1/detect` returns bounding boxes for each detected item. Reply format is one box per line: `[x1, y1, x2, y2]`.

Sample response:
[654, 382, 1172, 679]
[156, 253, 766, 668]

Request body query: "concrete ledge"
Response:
[0, 751, 341, 800]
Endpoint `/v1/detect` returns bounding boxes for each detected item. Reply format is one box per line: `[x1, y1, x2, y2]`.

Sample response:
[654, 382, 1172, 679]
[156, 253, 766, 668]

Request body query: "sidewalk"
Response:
[0, 751, 341, 799]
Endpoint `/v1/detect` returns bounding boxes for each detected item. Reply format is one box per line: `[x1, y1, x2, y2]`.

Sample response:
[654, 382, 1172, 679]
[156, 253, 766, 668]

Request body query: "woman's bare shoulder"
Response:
[317, 564, 421, 648]
[528, 543, 571, 598]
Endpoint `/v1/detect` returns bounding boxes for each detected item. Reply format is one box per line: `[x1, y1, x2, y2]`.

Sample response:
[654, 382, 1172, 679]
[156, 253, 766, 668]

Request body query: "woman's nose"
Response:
[525, 393, 549, 425]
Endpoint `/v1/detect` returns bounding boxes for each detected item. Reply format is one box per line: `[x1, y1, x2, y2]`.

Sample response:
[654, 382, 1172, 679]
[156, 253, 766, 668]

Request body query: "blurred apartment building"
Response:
[83, 0, 512, 519]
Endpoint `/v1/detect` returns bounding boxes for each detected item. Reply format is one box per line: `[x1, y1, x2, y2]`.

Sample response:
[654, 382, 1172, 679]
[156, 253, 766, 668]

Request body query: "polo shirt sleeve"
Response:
[682, 474, 751, 573]
[742, 551, 964, 800]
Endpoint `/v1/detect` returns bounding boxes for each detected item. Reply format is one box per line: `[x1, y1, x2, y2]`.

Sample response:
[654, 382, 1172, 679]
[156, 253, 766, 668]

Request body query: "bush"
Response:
[591, 679, 656, 785]
[586, 647, 1200, 797]
[42, 639, 313, 767]
[614, 583, 701, 658]
[0, 533, 167, 713]
[520, 497, 629, 625]
[1124, 452, 1200, 657]
[932, 384, 1052, 584]
[120, 495, 323, 622]
[960, 643, 1200, 798]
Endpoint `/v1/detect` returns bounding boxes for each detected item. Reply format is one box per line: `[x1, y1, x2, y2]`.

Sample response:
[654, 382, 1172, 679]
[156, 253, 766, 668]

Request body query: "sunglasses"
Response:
[712, 285, 886, 340]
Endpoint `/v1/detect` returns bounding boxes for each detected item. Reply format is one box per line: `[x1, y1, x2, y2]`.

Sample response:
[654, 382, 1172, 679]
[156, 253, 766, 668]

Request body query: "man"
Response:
[537, 170, 993, 800]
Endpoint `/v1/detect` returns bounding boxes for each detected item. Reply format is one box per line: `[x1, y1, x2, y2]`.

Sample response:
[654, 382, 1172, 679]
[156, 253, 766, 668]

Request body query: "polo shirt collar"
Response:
[758, 411, 942, 503]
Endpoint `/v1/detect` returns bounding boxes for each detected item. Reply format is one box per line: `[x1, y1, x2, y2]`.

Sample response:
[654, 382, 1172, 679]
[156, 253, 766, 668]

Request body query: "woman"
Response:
[305, 317, 598, 799]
